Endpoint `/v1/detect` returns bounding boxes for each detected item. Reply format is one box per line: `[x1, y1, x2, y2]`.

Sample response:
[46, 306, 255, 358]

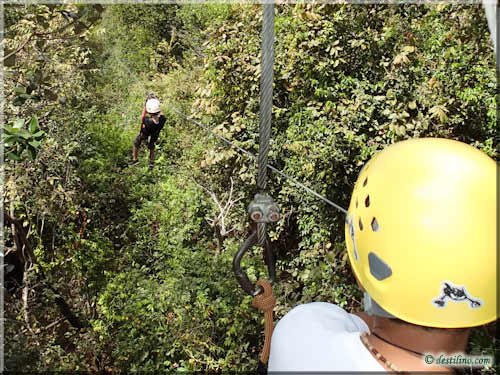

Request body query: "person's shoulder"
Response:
[276, 303, 338, 330]
[278, 302, 350, 323]
[268, 303, 373, 372]
[273, 302, 368, 340]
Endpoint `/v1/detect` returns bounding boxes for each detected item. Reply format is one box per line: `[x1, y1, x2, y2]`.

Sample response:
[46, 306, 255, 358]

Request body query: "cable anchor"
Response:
[233, 193, 279, 296]
[248, 193, 280, 224]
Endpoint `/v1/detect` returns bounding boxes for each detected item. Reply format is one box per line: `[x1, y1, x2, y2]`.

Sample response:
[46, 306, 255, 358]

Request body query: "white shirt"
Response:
[268, 302, 386, 372]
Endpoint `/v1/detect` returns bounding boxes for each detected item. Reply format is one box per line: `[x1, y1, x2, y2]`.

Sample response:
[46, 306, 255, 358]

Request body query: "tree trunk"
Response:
[4, 212, 88, 329]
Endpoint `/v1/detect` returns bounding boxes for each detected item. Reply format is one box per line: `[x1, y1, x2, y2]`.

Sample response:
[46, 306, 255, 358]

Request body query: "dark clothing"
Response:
[142, 115, 166, 141]
[134, 115, 166, 150]
[134, 132, 155, 150]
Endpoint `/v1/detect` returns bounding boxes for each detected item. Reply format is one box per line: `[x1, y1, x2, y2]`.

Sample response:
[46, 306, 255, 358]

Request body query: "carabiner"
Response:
[233, 229, 276, 296]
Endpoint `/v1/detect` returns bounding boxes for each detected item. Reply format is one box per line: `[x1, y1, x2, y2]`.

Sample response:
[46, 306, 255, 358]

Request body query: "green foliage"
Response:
[195, 3, 497, 314]
[4, 3, 496, 373]
[4, 116, 45, 161]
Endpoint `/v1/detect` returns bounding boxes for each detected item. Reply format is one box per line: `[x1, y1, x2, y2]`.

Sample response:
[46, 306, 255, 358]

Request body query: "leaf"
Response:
[13, 118, 25, 129]
[14, 86, 26, 95]
[402, 45, 416, 53]
[13, 97, 26, 106]
[17, 130, 32, 140]
[393, 52, 410, 65]
[28, 140, 41, 148]
[6, 152, 21, 161]
[429, 105, 449, 123]
[32, 130, 45, 138]
[3, 126, 17, 136]
[29, 116, 39, 132]
[26, 147, 36, 160]
[3, 134, 17, 143]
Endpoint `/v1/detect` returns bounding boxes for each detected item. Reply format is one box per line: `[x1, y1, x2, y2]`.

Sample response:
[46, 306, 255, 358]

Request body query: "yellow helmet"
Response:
[345, 138, 497, 328]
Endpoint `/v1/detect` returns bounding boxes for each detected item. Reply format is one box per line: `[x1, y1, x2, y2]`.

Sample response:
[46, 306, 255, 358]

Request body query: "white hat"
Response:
[146, 98, 160, 114]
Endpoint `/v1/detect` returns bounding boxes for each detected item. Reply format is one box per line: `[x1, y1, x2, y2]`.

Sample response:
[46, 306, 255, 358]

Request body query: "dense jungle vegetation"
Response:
[3, 4, 497, 372]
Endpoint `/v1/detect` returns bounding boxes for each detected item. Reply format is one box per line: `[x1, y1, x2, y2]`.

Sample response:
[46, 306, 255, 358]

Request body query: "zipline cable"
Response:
[257, 3, 274, 194]
[172, 109, 348, 215]
[245, 5, 277, 371]
[256, 3, 276, 247]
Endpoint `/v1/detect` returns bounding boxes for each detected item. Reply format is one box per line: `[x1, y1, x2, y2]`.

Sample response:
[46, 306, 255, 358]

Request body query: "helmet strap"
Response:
[363, 292, 396, 319]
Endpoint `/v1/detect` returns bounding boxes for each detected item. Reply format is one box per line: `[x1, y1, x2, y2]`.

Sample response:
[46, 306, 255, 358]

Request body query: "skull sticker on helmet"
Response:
[433, 281, 482, 309]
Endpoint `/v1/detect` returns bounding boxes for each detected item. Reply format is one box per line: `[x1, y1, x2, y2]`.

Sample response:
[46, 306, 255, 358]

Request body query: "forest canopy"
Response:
[3, 3, 497, 372]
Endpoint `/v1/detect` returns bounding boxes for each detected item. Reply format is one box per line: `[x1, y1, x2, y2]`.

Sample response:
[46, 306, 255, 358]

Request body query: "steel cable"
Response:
[172, 109, 348, 215]
[257, 3, 274, 193]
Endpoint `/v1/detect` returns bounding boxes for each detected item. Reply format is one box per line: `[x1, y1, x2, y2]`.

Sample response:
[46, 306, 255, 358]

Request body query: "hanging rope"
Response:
[252, 280, 276, 365]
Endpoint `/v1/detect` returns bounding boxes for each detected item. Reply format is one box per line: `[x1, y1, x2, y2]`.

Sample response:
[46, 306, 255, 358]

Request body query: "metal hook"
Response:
[233, 229, 276, 296]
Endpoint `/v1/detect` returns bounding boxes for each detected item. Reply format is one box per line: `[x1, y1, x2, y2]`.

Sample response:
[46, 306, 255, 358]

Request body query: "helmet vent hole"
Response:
[358, 218, 363, 231]
[356, 199, 358, 208]
[371, 217, 379, 232]
[363, 177, 368, 187]
[368, 252, 392, 280]
[365, 195, 370, 207]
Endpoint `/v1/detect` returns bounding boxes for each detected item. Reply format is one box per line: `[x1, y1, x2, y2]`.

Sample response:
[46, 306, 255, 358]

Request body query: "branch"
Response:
[33, 18, 78, 38]
[220, 178, 234, 218]
[5, 211, 36, 263]
[2, 17, 79, 63]
[79, 209, 87, 239]
[39, 317, 65, 333]
[4, 212, 88, 329]
[2, 34, 33, 63]
[36, 34, 84, 41]
[197, 178, 241, 240]
[22, 264, 34, 333]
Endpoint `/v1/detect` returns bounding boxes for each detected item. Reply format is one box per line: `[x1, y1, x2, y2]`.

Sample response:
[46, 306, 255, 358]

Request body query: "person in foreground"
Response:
[268, 138, 496, 372]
